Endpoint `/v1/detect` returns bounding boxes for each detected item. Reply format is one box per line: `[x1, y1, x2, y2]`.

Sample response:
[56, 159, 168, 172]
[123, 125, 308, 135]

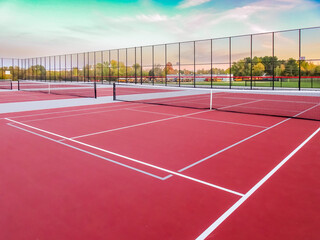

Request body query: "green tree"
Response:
[284, 58, 298, 76]
[231, 58, 250, 76]
[314, 65, 320, 76]
[211, 68, 227, 74]
[165, 62, 175, 75]
[253, 63, 265, 76]
[275, 64, 285, 76]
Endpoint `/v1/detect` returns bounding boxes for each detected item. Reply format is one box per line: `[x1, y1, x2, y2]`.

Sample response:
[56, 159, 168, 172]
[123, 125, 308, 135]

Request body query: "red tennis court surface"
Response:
[0, 100, 319, 239]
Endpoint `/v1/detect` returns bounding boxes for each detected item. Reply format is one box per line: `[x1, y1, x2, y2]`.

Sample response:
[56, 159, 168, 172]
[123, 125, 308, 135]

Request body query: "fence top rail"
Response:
[8, 26, 320, 60]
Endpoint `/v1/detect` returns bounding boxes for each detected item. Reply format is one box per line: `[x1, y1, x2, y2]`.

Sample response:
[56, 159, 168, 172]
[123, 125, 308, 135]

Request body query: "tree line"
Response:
[1, 56, 319, 81]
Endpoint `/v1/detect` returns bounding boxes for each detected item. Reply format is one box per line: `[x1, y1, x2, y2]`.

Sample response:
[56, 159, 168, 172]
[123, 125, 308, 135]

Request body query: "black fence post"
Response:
[134, 47, 137, 84]
[211, 39, 213, 88]
[298, 29, 301, 91]
[126, 48, 128, 84]
[194, 41, 196, 88]
[113, 83, 116, 100]
[152, 45, 154, 85]
[140, 47, 143, 85]
[229, 37, 232, 89]
[117, 49, 120, 83]
[77, 53, 80, 82]
[165, 44, 167, 86]
[109, 50, 111, 84]
[179, 43, 181, 87]
[250, 35, 253, 90]
[272, 32, 275, 90]
[12, 58, 14, 82]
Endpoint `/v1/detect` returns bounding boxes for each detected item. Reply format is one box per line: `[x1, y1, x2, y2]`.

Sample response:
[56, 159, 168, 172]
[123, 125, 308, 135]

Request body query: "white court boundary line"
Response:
[215, 99, 265, 110]
[126, 108, 268, 129]
[217, 103, 316, 114]
[178, 117, 289, 172]
[16, 97, 267, 128]
[7, 97, 317, 185]
[21, 106, 131, 123]
[212, 94, 319, 104]
[4, 117, 244, 197]
[9, 93, 208, 122]
[70, 109, 210, 139]
[196, 126, 320, 240]
[124, 104, 319, 173]
[178, 103, 319, 172]
[3, 102, 140, 120]
[8, 123, 168, 180]
[71, 98, 273, 139]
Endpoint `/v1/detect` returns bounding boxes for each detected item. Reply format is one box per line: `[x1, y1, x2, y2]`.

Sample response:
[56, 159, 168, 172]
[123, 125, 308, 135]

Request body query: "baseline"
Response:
[196, 126, 320, 240]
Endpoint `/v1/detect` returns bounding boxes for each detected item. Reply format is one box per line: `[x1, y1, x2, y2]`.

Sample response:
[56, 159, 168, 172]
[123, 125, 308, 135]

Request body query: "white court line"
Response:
[178, 117, 289, 172]
[5, 118, 244, 197]
[3, 91, 219, 122]
[127, 108, 268, 129]
[130, 95, 209, 108]
[21, 107, 125, 123]
[154, 94, 250, 109]
[218, 103, 316, 114]
[72, 97, 273, 140]
[123, 90, 211, 105]
[196, 126, 320, 240]
[178, 103, 320, 172]
[70, 110, 210, 140]
[139, 91, 318, 110]
[5, 102, 140, 120]
[8, 123, 168, 180]
[214, 95, 320, 104]
[187, 116, 267, 129]
[219, 99, 264, 110]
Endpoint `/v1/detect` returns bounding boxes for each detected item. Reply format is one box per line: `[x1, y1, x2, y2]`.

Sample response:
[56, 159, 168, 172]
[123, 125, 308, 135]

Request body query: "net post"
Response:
[209, 89, 213, 110]
[113, 83, 116, 100]
[18, 79, 20, 90]
[10, 80, 13, 90]
[94, 81, 97, 98]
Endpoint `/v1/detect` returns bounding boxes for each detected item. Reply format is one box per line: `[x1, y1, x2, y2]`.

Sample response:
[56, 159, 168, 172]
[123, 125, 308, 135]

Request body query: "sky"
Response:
[0, 0, 319, 58]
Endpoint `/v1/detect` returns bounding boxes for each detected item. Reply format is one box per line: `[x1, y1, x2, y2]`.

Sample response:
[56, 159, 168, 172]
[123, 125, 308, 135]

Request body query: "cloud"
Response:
[183, 0, 318, 33]
[136, 14, 168, 22]
[1, 0, 319, 58]
[178, 0, 211, 9]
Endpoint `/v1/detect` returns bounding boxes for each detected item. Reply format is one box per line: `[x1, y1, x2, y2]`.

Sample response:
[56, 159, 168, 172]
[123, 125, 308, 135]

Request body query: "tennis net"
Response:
[18, 80, 97, 98]
[113, 83, 320, 121]
[0, 79, 12, 90]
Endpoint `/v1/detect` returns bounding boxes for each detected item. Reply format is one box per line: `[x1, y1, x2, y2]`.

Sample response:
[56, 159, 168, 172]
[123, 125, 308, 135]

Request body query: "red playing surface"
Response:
[0, 101, 319, 239]
[208, 131, 320, 240]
